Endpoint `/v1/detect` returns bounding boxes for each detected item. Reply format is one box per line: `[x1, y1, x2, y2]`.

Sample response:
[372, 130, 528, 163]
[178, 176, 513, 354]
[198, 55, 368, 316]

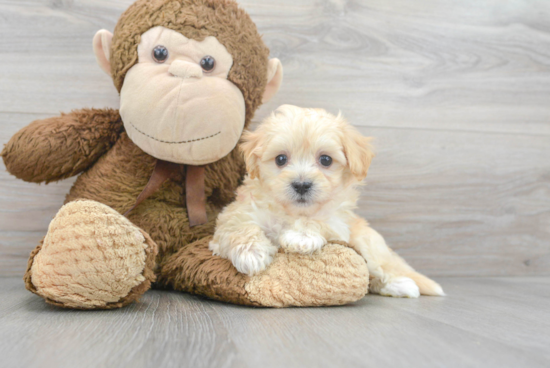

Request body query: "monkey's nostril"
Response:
[292, 181, 313, 195]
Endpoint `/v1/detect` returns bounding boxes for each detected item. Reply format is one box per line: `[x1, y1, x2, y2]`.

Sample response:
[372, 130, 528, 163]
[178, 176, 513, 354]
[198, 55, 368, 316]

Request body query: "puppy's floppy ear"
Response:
[240, 130, 263, 179]
[341, 124, 375, 181]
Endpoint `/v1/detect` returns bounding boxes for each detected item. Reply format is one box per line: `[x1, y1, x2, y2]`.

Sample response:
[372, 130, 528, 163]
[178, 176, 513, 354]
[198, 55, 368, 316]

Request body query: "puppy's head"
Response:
[241, 105, 374, 211]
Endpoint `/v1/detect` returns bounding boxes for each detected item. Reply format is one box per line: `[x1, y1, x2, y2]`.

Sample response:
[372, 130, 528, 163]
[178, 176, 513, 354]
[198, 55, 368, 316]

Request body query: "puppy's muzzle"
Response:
[292, 181, 313, 195]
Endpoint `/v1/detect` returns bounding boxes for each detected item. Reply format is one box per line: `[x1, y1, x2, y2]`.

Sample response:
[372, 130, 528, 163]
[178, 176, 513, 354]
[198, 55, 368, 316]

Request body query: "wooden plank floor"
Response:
[0, 276, 549, 368]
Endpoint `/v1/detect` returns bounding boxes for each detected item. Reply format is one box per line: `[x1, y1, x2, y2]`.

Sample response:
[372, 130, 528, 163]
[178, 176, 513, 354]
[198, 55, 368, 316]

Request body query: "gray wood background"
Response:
[1, 0, 549, 277]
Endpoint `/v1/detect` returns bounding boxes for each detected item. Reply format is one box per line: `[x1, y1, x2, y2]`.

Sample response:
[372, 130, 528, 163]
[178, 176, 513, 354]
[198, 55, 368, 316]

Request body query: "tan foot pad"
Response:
[246, 244, 369, 307]
[26, 200, 157, 309]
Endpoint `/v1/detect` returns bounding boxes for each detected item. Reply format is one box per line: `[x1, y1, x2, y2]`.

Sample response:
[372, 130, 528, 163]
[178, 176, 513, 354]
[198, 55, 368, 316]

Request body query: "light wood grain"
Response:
[251, 0, 550, 135]
[1, 0, 549, 277]
[0, 276, 549, 368]
[358, 126, 550, 276]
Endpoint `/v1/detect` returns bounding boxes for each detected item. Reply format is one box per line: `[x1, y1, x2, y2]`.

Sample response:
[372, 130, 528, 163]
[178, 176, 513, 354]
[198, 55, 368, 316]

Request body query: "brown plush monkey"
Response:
[2, 0, 369, 309]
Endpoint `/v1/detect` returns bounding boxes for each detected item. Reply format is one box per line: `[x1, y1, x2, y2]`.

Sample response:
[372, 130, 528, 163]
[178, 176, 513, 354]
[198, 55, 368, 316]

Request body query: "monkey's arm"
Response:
[1, 108, 123, 183]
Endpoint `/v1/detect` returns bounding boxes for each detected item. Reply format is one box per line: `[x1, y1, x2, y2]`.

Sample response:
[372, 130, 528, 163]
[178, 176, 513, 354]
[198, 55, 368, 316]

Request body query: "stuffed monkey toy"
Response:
[2, 0, 369, 309]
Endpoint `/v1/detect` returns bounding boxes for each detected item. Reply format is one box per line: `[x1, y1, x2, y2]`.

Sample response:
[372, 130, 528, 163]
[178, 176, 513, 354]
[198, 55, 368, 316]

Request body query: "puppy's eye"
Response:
[319, 155, 333, 167]
[275, 154, 288, 167]
[152, 45, 169, 63]
[200, 56, 216, 72]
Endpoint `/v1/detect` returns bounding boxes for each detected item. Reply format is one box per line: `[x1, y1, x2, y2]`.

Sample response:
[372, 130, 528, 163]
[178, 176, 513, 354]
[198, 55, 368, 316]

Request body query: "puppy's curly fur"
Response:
[210, 105, 444, 297]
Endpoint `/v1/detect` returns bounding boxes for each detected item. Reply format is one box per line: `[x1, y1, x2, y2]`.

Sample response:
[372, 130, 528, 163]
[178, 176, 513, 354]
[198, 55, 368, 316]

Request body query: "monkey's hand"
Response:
[2, 108, 123, 183]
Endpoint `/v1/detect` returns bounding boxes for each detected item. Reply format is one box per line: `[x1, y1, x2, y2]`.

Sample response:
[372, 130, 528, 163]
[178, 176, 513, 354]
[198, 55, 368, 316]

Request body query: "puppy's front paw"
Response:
[379, 277, 420, 298]
[227, 240, 278, 276]
[279, 230, 326, 254]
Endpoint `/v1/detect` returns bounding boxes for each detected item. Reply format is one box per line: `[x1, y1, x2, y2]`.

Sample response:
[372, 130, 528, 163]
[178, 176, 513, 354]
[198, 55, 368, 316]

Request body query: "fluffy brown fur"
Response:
[64, 131, 245, 263]
[157, 236, 257, 306]
[2, 109, 123, 183]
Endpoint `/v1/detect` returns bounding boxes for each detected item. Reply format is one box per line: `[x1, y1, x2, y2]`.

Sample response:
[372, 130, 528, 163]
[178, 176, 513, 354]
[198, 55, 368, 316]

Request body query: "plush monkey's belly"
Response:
[65, 133, 244, 266]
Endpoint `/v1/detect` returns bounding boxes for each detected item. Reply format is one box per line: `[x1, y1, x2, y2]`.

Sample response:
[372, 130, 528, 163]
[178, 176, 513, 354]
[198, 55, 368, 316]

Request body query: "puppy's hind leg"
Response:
[349, 218, 444, 298]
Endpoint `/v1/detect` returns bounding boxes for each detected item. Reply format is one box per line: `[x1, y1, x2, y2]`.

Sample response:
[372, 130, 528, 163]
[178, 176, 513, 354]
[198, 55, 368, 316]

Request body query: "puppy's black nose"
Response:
[292, 181, 313, 195]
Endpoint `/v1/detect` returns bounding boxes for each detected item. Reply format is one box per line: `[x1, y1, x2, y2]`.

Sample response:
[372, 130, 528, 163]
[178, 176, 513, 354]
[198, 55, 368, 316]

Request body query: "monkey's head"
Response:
[92, 0, 283, 165]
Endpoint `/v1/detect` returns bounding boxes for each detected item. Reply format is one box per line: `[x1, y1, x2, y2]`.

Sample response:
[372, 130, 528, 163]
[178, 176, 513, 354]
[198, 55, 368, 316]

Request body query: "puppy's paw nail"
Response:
[380, 277, 420, 298]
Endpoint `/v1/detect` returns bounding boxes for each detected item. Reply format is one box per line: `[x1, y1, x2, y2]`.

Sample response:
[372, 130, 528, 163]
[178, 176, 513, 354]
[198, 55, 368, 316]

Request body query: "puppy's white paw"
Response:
[379, 277, 420, 298]
[228, 240, 277, 276]
[279, 230, 326, 254]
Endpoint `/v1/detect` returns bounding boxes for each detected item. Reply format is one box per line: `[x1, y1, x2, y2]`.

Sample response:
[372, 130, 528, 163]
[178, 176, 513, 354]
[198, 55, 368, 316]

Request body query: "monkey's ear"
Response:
[93, 29, 113, 75]
[262, 58, 283, 103]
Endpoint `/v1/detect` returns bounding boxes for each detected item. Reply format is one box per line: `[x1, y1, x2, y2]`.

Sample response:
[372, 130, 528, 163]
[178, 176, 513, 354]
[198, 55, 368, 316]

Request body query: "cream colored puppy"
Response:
[209, 105, 444, 298]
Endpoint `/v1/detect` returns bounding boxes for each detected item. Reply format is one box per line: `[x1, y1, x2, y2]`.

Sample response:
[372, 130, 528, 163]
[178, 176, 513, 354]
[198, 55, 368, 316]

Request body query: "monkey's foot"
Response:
[25, 200, 157, 309]
[160, 238, 369, 307]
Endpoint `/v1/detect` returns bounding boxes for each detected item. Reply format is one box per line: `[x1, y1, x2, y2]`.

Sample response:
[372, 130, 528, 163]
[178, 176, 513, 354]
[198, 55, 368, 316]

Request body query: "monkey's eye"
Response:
[200, 56, 216, 72]
[152, 45, 169, 63]
[275, 154, 288, 167]
[319, 155, 333, 167]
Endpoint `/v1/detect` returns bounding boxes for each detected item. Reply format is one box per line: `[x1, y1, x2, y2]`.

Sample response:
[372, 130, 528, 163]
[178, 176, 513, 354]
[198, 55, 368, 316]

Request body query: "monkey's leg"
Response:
[24, 200, 157, 309]
[157, 237, 369, 307]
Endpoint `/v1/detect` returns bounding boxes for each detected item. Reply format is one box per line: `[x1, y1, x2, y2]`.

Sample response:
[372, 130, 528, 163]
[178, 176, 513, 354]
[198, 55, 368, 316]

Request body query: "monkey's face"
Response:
[93, 1, 283, 166]
[118, 26, 245, 165]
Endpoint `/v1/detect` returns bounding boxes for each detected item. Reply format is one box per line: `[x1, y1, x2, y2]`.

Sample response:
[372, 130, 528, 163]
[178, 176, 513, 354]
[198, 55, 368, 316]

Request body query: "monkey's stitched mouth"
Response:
[128, 121, 221, 144]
